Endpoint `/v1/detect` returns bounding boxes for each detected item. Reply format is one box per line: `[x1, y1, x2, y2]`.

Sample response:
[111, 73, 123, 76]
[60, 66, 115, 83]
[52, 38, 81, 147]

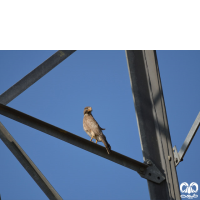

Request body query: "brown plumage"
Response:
[83, 106, 111, 154]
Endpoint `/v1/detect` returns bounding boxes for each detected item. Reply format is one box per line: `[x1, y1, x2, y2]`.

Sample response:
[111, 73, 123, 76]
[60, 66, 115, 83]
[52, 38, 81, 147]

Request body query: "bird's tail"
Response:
[101, 136, 111, 154]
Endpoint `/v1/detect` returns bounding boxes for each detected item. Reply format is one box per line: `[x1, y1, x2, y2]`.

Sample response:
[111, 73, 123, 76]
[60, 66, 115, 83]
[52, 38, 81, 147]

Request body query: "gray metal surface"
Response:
[173, 146, 181, 166]
[0, 50, 76, 105]
[174, 112, 200, 166]
[179, 112, 200, 160]
[0, 122, 62, 200]
[0, 50, 75, 199]
[0, 104, 166, 183]
[126, 50, 180, 200]
[0, 103, 160, 179]
[139, 159, 165, 183]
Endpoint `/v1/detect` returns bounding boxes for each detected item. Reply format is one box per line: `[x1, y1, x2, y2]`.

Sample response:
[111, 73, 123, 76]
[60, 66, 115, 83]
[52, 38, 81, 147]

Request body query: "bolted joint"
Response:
[145, 159, 152, 166]
[138, 159, 165, 184]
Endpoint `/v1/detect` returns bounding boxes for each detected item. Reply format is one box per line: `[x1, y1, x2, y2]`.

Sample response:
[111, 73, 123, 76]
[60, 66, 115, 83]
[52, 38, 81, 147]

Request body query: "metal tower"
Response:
[0, 50, 199, 199]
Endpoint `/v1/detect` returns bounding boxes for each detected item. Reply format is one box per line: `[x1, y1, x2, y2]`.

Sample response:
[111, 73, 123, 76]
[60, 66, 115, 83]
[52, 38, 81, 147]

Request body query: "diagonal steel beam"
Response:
[179, 112, 200, 160]
[0, 122, 62, 200]
[0, 50, 75, 199]
[0, 103, 146, 171]
[0, 50, 76, 105]
[173, 112, 200, 166]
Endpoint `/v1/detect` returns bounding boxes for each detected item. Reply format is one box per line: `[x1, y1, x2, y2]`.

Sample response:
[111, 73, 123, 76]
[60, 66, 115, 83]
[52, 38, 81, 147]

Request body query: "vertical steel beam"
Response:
[126, 50, 180, 200]
[0, 50, 76, 105]
[0, 122, 63, 200]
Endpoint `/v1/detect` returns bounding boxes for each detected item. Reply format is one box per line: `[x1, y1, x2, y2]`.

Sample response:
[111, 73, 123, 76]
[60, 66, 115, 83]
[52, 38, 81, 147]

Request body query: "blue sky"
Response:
[0, 50, 200, 200]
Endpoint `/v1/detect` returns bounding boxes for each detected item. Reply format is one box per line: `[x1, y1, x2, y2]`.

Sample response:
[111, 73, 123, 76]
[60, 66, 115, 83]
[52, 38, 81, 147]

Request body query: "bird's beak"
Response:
[88, 107, 92, 112]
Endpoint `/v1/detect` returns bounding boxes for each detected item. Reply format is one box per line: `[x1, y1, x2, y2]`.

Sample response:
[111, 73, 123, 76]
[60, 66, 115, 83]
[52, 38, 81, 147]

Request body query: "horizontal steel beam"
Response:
[0, 104, 147, 172]
[0, 103, 165, 183]
[0, 50, 76, 105]
[0, 122, 62, 200]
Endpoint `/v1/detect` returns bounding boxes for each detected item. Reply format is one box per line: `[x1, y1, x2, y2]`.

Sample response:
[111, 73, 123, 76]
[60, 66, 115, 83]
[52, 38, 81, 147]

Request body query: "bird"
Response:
[83, 106, 111, 154]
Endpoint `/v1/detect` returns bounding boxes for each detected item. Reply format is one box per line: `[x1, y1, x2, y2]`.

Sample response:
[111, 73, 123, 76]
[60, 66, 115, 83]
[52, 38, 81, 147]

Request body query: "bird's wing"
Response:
[89, 115, 105, 131]
[84, 115, 101, 135]
[84, 115, 111, 154]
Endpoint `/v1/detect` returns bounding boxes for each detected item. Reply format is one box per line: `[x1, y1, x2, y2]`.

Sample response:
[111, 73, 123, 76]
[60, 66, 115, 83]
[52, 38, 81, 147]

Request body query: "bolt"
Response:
[145, 159, 152, 166]
[168, 156, 171, 161]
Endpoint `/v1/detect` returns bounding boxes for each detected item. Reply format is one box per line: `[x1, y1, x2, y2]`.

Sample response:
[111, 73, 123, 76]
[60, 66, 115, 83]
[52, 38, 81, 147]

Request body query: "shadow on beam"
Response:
[0, 103, 147, 174]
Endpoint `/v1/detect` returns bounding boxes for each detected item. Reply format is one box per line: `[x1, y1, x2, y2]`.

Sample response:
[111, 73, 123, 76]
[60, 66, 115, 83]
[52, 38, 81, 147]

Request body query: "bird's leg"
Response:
[90, 136, 93, 142]
[95, 140, 98, 144]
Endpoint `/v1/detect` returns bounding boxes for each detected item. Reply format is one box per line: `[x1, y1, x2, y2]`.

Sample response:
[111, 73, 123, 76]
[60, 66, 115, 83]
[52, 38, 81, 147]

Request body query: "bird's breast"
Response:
[85, 130, 92, 137]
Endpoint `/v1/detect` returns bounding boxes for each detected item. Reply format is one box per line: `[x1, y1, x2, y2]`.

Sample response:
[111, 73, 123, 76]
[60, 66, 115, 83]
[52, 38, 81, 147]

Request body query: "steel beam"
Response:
[173, 112, 200, 166]
[0, 50, 75, 199]
[179, 112, 200, 160]
[0, 122, 62, 200]
[0, 50, 76, 105]
[126, 50, 180, 200]
[0, 103, 163, 182]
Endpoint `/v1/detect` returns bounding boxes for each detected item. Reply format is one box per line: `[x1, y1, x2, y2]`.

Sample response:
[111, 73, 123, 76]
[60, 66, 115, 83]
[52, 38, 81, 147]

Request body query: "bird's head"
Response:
[84, 106, 92, 115]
